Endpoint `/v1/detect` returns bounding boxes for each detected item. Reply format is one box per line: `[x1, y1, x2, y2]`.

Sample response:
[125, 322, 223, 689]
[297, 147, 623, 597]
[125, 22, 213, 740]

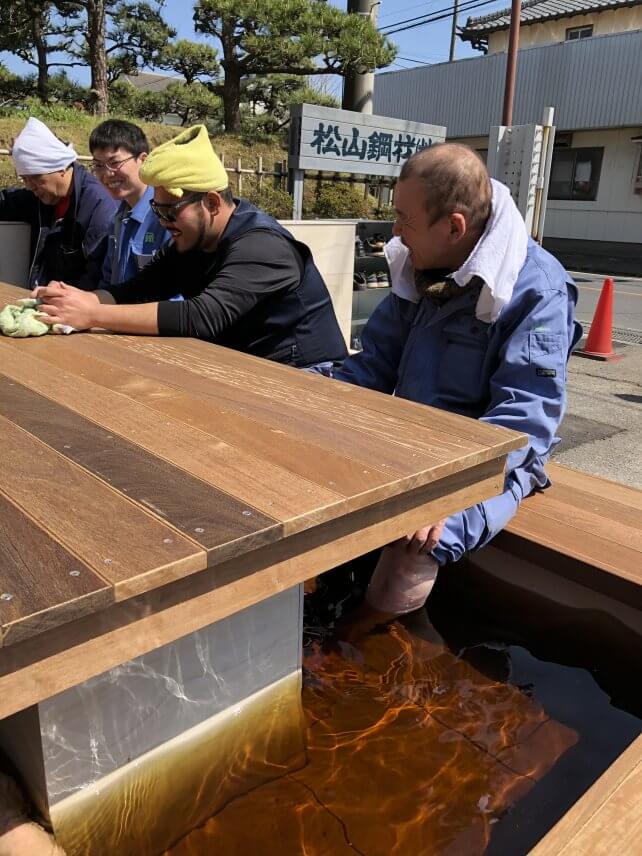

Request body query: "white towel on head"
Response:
[384, 178, 529, 323]
[11, 117, 77, 176]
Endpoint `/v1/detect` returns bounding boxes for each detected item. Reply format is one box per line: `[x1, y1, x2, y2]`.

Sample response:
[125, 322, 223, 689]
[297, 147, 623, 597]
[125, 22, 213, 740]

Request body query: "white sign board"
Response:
[289, 104, 446, 179]
[487, 119, 556, 239]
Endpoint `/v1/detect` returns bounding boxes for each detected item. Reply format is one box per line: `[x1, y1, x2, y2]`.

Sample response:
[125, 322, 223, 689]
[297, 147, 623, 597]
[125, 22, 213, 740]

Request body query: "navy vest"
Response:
[214, 200, 348, 367]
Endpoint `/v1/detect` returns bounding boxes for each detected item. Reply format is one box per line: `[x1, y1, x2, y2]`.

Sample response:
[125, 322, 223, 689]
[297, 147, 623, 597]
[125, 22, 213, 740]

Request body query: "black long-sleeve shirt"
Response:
[106, 203, 347, 367]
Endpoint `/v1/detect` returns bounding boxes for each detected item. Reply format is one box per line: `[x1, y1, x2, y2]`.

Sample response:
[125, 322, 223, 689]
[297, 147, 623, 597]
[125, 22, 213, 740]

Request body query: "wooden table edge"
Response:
[0, 457, 505, 717]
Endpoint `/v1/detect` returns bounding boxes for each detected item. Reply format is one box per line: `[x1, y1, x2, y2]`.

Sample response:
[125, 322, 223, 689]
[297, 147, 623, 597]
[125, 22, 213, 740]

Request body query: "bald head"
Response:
[399, 143, 492, 236]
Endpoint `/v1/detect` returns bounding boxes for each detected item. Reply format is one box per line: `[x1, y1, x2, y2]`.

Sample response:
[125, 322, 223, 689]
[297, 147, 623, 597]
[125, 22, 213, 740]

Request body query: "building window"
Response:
[549, 147, 603, 201]
[634, 147, 642, 193]
[566, 25, 593, 41]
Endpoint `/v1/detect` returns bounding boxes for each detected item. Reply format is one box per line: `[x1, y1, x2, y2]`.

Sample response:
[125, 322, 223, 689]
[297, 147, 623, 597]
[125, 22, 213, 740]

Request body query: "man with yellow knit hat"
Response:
[33, 124, 347, 368]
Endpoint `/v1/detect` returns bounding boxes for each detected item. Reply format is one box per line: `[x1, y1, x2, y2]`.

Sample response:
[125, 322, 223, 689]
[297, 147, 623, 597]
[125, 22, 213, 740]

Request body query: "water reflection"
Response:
[168, 609, 577, 855]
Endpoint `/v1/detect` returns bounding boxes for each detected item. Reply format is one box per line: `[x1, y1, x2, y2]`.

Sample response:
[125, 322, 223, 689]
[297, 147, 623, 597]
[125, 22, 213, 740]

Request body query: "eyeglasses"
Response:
[149, 193, 206, 223]
[90, 155, 136, 174]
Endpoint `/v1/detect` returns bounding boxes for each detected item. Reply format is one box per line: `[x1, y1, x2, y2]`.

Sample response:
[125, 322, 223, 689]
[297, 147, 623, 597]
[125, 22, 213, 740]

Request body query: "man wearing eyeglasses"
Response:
[0, 117, 116, 290]
[89, 120, 177, 297]
[33, 124, 348, 369]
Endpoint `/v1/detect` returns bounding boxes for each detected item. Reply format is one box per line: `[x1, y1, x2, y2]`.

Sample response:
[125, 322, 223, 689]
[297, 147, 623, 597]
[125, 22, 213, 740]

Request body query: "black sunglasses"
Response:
[149, 192, 206, 223]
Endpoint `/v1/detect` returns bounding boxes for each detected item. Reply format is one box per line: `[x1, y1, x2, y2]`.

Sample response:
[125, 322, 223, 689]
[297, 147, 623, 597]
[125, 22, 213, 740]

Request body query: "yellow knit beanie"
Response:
[140, 124, 228, 198]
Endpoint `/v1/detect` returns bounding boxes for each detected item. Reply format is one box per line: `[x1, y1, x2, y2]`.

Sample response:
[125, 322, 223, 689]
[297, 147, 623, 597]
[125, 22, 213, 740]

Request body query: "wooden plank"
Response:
[507, 507, 642, 583]
[531, 734, 642, 856]
[0, 375, 281, 560]
[548, 463, 642, 513]
[0, 282, 25, 304]
[531, 480, 642, 532]
[95, 335, 521, 460]
[0, 415, 206, 600]
[64, 333, 444, 477]
[0, 339, 343, 522]
[0, 340, 516, 534]
[557, 759, 642, 856]
[491, 531, 642, 610]
[110, 333, 518, 450]
[17, 334, 404, 494]
[0, 492, 112, 646]
[0, 459, 505, 716]
[520, 486, 642, 553]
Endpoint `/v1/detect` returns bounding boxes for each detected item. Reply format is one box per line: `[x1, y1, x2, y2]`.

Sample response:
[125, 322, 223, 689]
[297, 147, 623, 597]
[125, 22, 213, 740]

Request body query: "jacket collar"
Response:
[120, 184, 154, 224]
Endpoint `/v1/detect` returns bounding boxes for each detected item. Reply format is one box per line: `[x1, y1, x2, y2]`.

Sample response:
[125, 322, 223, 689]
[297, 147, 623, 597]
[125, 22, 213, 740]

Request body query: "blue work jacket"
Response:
[0, 164, 116, 290]
[335, 239, 582, 566]
[100, 186, 169, 288]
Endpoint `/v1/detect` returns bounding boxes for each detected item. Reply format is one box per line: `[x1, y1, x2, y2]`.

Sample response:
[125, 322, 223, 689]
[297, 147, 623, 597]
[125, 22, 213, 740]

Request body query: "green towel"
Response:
[0, 299, 73, 337]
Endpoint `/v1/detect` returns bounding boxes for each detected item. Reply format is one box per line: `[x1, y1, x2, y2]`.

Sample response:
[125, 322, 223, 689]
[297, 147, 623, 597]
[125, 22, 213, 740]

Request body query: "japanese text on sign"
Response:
[309, 123, 432, 164]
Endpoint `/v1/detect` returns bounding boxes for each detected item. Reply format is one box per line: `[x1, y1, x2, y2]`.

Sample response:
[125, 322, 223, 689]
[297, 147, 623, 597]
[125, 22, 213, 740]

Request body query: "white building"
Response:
[375, 0, 642, 273]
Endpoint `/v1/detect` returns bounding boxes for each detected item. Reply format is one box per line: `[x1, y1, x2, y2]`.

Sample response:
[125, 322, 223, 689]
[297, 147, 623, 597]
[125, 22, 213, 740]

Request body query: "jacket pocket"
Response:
[437, 317, 490, 408]
[133, 251, 155, 272]
[529, 331, 564, 362]
[270, 343, 298, 365]
[529, 332, 566, 378]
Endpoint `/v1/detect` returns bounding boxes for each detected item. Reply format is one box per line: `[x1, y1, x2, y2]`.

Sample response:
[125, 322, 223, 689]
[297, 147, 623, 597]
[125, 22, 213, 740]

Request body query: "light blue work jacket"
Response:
[335, 239, 583, 566]
[99, 186, 170, 288]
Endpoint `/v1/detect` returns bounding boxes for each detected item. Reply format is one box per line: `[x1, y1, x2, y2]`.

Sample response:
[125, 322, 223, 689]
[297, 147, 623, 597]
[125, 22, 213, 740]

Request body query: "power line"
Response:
[397, 54, 441, 64]
[381, 0, 500, 34]
[378, 0, 445, 21]
[380, 0, 494, 30]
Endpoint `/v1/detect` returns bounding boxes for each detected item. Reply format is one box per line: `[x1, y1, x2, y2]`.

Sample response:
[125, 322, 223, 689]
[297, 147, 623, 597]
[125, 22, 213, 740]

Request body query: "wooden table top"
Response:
[0, 281, 526, 650]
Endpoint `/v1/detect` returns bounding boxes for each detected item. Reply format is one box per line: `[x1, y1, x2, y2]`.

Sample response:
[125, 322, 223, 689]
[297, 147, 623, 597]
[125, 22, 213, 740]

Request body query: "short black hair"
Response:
[89, 120, 149, 157]
[219, 187, 234, 206]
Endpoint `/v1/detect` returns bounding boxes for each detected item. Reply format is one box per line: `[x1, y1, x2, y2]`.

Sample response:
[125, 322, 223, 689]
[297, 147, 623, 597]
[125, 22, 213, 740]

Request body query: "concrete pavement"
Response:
[570, 271, 642, 337]
[555, 339, 642, 489]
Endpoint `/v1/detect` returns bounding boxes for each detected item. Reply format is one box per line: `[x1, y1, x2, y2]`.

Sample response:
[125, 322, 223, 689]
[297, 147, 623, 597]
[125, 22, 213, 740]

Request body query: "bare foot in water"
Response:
[0, 772, 65, 856]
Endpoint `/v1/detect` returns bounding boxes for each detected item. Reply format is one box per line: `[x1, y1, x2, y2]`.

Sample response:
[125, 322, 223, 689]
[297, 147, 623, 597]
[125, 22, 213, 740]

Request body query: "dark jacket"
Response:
[0, 164, 116, 290]
[109, 199, 348, 368]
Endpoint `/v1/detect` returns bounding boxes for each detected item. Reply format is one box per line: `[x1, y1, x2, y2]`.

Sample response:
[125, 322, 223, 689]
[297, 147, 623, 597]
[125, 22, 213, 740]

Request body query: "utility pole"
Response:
[342, 0, 379, 113]
[502, 0, 522, 125]
[449, 0, 459, 62]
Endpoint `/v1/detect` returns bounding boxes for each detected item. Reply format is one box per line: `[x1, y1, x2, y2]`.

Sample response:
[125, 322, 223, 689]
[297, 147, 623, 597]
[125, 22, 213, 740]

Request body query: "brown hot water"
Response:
[164, 569, 642, 855]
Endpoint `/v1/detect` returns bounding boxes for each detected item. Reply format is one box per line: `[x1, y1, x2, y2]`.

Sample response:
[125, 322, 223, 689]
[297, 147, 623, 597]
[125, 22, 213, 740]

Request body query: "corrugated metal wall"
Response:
[374, 30, 642, 136]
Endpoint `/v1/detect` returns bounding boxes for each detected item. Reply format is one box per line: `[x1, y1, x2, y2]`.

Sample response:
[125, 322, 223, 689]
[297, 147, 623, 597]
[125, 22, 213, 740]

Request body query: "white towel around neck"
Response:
[384, 178, 528, 323]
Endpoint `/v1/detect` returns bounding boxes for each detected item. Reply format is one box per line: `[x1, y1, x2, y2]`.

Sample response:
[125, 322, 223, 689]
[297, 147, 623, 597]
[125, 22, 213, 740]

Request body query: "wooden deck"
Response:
[505, 463, 642, 588]
[0, 280, 525, 717]
[469, 462, 642, 856]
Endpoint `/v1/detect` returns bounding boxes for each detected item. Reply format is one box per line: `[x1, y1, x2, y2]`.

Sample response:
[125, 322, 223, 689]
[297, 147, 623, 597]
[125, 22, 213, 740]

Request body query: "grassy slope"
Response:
[0, 114, 386, 218]
[0, 116, 288, 190]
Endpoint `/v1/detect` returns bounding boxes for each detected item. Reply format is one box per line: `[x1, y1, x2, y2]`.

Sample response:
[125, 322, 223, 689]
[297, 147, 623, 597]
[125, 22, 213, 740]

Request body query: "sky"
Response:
[0, 0, 511, 94]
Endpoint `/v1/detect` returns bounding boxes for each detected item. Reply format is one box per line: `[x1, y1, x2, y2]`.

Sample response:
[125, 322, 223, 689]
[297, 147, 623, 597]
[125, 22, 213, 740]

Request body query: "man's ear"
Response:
[139, 152, 148, 163]
[449, 212, 467, 240]
[204, 191, 221, 215]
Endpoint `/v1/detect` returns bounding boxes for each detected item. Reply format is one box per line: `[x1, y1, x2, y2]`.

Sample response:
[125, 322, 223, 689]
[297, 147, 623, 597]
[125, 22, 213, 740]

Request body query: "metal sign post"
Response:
[288, 104, 446, 219]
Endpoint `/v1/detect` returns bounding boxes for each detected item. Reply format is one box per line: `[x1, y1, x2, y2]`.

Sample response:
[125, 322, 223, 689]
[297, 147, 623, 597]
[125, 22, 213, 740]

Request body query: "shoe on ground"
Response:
[353, 271, 368, 291]
[376, 271, 390, 288]
[366, 273, 378, 288]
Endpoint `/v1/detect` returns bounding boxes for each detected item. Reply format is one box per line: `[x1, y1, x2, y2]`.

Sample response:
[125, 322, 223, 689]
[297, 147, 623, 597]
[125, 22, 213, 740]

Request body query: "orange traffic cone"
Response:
[575, 277, 623, 362]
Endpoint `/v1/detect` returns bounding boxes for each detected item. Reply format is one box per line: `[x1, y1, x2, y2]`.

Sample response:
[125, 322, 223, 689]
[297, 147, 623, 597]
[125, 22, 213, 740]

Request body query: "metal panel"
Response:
[488, 123, 546, 232]
[374, 30, 642, 136]
[0, 223, 30, 287]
